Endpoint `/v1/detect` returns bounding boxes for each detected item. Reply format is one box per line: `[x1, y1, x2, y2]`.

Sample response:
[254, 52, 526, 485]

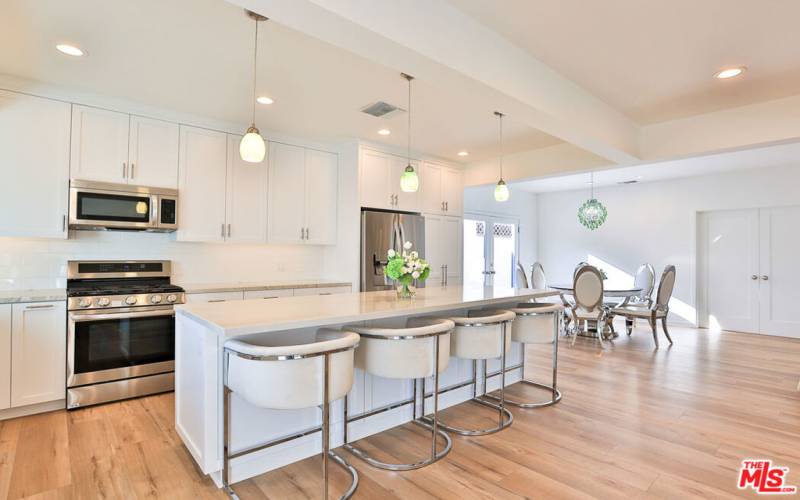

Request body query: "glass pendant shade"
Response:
[239, 125, 266, 163]
[578, 198, 607, 230]
[400, 165, 419, 192]
[494, 179, 510, 202]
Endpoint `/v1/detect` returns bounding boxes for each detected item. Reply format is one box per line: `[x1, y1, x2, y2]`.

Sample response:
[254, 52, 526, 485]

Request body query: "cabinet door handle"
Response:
[25, 304, 55, 310]
[761, 275, 769, 281]
[751, 275, 758, 280]
[221, 223, 225, 238]
[130, 163, 135, 179]
[305, 227, 309, 240]
[122, 162, 127, 179]
[445, 201, 449, 211]
[62, 214, 66, 232]
[227, 224, 231, 237]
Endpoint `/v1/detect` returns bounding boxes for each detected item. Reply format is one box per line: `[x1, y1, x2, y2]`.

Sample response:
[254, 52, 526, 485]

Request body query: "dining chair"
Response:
[566, 265, 609, 346]
[605, 263, 656, 333]
[609, 265, 676, 348]
[530, 262, 547, 289]
[516, 262, 529, 288]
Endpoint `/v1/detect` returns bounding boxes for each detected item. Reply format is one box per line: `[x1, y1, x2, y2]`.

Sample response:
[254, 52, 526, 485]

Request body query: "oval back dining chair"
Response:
[516, 262, 529, 289]
[568, 265, 609, 346]
[531, 262, 547, 289]
[610, 265, 676, 348]
[632, 263, 656, 305]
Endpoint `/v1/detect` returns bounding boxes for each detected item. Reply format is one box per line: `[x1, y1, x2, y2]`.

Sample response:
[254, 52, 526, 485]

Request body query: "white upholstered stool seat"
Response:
[342, 318, 454, 471]
[223, 328, 360, 499]
[422, 309, 516, 436]
[482, 302, 563, 409]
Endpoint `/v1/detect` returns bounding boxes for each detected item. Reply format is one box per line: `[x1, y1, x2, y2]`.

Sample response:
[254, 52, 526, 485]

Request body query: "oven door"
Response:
[67, 306, 175, 387]
[69, 186, 156, 230]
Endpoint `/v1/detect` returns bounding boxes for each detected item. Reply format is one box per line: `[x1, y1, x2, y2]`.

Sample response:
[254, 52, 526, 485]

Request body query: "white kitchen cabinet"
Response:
[424, 214, 463, 286]
[243, 289, 294, 300]
[305, 149, 338, 245]
[268, 143, 338, 245]
[359, 148, 419, 212]
[421, 161, 463, 216]
[177, 126, 228, 242]
[11, 301, 66, 407]
[0, 305, 10, 410]
[71, 105, 130, 184]
[185, 291, 244, 303]
[226, 135, 268, 243]
[0, 90, 70, 239]
[128, 115, 180, 189]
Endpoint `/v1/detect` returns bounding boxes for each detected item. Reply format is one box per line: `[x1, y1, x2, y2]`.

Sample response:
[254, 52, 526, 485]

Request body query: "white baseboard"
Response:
[0, 399, 65, 421]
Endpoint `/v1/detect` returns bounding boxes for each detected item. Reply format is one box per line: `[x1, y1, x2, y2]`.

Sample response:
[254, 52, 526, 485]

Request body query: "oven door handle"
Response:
[69, 309, 175, 322]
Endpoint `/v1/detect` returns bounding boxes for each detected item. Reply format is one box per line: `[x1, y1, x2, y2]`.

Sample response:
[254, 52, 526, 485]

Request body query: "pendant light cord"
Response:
[251, 18, 259, 125]
[590, 171, 594, 199]
[404, 74, 413, 167]
[495, 111, 504, 180]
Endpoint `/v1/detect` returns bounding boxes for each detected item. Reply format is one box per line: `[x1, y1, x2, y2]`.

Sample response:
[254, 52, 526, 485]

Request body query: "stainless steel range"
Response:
[66, 260, 184, 409]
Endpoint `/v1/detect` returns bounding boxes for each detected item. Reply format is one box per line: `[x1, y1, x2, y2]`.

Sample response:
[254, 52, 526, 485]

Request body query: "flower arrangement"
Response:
[384, 241, 430, 298]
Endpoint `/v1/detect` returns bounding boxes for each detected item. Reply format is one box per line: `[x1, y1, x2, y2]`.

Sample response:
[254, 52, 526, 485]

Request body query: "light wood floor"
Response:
[1, 325, 799, 499]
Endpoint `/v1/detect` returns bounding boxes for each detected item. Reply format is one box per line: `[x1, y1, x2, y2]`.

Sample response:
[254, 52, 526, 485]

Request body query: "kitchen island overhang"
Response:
[174, 286, 560, 487]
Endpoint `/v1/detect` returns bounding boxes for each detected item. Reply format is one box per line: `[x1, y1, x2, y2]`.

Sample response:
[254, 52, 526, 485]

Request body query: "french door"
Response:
[699, 206, 800, 337]
[463, 215, 519, 288]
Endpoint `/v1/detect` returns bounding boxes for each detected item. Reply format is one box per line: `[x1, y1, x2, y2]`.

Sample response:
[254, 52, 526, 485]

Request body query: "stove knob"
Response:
[150, 294, 163, 304]
[124, 296, 138, 305]
[166, 294, 178, 303]
[96, 297, 111, 307]
[78, 298, 92, 308]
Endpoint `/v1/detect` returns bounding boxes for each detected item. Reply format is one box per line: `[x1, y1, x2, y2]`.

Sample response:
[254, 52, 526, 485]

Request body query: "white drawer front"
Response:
[243, 289, 294, 300]
[185, 291, 244, 303]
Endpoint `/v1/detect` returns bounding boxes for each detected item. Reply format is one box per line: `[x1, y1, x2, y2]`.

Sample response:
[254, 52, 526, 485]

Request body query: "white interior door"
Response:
[700, 209, 760, 333]
[463, 215, 518, 288]
[758, 207, 800, 338]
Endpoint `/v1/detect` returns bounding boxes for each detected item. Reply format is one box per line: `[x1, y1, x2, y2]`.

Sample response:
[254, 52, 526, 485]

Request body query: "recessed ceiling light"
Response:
[457, 151, 469, 157]
[714, 66, 746, 79]
[256, 96, 274, 105]
[56, 44, 84, 57]
[377, 129, 391, 135]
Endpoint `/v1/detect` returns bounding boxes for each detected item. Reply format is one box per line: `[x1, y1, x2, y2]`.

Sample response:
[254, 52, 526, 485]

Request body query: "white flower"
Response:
[401, 267, 409, 274]
[387, 249, 396, 258]
[412, 271, 420, 279]
[411, 251, 418, 258]
[404, 241, 412, 250]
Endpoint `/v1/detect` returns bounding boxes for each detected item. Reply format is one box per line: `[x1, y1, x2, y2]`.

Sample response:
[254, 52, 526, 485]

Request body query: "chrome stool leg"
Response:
[343, 328, 453, 471]
[423, 321, 513, 436]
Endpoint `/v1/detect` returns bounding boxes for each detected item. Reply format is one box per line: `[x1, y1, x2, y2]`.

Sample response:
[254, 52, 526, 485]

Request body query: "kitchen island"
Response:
[175, 285, 559, 487]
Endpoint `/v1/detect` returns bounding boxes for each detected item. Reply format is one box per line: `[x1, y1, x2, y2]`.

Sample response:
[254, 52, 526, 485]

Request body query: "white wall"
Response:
[463, 184, 538, 268]
[536, 163, 800, 324]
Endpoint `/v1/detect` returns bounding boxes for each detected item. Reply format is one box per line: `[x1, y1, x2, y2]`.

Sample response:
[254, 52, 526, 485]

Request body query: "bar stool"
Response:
[343, 318, 454, 471]
[424, 309, 515, 436]
[223, 328, 360, 500]
[483, 302, 563, 408]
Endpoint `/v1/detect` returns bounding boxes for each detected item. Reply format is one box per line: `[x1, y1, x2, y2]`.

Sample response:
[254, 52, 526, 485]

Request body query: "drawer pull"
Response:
[207, 299, 226, 303]
[25, 304, 55, 310]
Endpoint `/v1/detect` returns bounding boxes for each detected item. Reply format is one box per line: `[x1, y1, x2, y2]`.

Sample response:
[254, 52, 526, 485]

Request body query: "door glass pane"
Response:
[463, 219, 486, 287]
[74, 315, 175, 373]
[492, 222, 517, 288]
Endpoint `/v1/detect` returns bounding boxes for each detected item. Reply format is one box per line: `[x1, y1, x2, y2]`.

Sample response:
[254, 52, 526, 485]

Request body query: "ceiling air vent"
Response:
[360, 101, 405, 119]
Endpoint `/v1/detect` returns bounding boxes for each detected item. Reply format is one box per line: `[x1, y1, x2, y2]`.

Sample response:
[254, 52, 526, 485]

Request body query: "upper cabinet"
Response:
[420, 161, 463, 216]
[128, 116, 180, 188]
[268, 143, 338, 245]
[226, 135, 268, 243]
[359, 148, 419, 212]
[0, 91, 70, 239]
[177, 126, 228, 243]
[71, 105, 178, 188]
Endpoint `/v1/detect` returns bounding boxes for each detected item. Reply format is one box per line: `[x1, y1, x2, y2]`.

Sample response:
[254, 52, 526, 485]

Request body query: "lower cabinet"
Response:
[184, 291, 244, 304]
[9, 301, 66, 408]
[0, 305, 10, 410]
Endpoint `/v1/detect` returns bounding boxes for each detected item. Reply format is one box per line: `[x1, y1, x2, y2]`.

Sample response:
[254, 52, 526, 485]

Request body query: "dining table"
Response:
[549, 283, 643, 338]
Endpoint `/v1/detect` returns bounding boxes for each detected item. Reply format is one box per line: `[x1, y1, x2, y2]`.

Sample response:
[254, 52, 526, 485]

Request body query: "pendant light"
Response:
[239, 11, 267, 163]
[578, 171, 608, 230]
[399, 73, 419, 192]
[494, 111, 509, 202]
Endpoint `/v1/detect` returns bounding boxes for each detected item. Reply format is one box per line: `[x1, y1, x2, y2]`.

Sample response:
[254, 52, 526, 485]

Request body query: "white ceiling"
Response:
[0, 0, 559, 162]
[448, 0, 800, 124]
[512, 141, 800, 193]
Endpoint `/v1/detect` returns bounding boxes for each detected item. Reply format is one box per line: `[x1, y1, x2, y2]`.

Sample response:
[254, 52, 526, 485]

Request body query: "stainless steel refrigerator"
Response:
[361, 209, 426, 292]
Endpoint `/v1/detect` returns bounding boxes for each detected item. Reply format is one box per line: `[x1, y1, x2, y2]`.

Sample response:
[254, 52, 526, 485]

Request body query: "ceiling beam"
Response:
[227, 0, 642, 164]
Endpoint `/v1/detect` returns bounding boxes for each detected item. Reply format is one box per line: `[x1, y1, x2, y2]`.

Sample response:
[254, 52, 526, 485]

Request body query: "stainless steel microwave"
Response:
[69, 180, 178, 232]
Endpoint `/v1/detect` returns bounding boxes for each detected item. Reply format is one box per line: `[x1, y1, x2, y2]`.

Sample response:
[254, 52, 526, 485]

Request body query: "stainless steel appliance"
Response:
[66, 260, 184, 409]
[69, 180, 178, 232]
[360, 209, 425, 292]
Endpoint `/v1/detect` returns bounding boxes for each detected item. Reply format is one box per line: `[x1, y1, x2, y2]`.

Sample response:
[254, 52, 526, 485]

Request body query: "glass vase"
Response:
[396, 283, 416, 299]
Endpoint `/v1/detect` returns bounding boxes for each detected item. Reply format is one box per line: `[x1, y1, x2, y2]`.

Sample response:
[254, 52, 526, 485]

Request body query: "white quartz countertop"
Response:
[0, 288, 66, 304]
[176, 285, 560, 337]
[177, 279, 352, 294]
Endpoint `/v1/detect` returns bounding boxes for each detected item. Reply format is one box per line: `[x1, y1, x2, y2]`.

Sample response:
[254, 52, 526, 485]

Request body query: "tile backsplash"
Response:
[0, 231, 326, 289]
